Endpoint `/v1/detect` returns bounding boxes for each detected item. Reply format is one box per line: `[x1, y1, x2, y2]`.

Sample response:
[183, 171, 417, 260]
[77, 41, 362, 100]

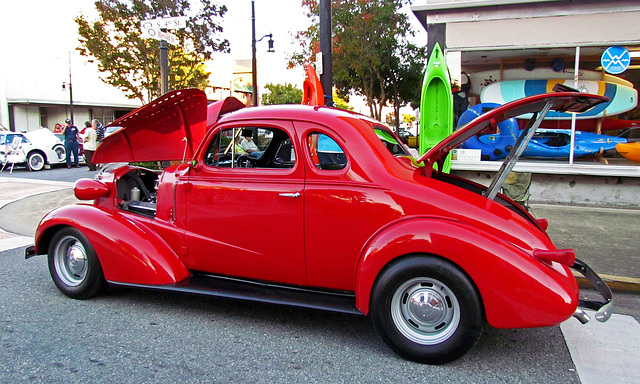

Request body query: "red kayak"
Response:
[517, 118, 640, 132]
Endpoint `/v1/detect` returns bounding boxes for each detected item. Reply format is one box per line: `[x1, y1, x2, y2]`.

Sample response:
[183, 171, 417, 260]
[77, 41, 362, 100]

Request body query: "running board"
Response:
[108, 274, 363, 316]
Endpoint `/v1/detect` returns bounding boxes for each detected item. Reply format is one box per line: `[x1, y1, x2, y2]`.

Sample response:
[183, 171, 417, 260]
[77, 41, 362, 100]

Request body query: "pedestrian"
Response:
[60, 119, 80, 168]
[93, 119, 105, 143]
[82, 122, 98, 171]
[53, 123, 63, 133]
[82, 120, 91, 135]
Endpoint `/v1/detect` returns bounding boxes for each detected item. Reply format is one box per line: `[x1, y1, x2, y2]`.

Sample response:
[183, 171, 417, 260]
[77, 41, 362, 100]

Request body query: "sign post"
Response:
[140, 16, 187, 94]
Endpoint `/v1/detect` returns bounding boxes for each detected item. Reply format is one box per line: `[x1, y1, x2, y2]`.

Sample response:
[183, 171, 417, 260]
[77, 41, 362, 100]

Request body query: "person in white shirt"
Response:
[240, 131, 262, 158]
[82, 124, 99, 171]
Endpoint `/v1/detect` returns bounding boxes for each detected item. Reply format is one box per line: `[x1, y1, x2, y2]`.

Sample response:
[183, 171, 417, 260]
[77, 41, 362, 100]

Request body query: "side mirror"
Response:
[74, 179, 109, 200]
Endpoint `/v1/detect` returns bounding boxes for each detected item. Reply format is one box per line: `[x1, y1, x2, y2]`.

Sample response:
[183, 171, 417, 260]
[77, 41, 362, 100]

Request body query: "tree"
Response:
[261, 83, 304, 105]
[291, 0, 426, 128]
[76, 0, 229, 104]
[402, 112, 416, 126]
[332, 89, 353, 111]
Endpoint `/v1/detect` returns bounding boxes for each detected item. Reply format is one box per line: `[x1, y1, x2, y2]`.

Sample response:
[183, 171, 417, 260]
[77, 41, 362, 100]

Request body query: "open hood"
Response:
[417, 92, 609, 175]
[93, 89, 208, 164]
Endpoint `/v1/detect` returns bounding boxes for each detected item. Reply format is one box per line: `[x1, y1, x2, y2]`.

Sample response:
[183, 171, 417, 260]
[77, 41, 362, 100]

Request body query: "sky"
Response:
[0, 0, 427, 114]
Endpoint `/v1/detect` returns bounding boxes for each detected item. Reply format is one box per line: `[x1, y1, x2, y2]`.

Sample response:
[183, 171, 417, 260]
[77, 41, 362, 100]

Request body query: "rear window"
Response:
[374, 127, 410, 157]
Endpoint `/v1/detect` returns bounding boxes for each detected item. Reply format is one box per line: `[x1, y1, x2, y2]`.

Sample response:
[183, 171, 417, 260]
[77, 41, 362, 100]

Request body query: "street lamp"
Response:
[61, 52, 74, 124]
[251, 0, 275, 106]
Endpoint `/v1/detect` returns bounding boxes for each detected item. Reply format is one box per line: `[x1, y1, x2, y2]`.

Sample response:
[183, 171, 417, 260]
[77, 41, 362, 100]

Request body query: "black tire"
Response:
[370, 256, 484, 364]
[47, 227, 107, 299]
[27, 152, 45, 171]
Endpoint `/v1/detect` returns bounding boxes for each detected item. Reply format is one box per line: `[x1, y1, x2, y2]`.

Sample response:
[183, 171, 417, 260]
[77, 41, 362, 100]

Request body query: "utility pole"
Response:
[68, 52, 74, 124]
[251, 0, 258, 106]
[319, 0, 333, 106]
[160, 36, 169, 94]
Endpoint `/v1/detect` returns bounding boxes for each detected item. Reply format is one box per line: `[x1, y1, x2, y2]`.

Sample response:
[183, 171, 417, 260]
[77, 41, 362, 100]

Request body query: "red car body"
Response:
[28, 89, 612, 364]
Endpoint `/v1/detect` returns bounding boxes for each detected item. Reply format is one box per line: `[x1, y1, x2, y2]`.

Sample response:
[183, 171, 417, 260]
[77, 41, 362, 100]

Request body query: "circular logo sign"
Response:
[601, 46, 630, 75]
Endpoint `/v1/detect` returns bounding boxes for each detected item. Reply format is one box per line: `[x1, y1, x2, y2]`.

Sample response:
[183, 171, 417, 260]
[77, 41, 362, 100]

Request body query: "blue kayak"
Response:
[457, 103, 627, 160]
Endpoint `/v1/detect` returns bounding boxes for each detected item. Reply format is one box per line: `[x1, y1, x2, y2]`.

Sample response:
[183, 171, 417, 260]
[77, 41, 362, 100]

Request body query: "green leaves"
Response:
[261, 83, 304, 105]
[293, 0, 426, 125]
[76, 0, 229, 104]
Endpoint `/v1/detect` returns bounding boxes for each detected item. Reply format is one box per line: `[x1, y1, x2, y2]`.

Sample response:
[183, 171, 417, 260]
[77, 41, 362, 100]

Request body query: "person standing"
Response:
[93, 119, 105, 143]
[82, 122, 98, 171]
[82, 120, 91, 135]
[61, 119, 80, 168]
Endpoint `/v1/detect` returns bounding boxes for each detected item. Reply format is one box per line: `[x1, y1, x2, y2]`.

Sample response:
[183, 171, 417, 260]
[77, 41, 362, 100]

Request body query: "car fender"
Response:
[355, 216, 578, 328]
[35, 204, 190, 285]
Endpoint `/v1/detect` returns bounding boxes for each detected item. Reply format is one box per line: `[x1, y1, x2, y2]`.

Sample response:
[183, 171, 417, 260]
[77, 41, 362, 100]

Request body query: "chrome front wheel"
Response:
[27, 152, 45, 171]
[52, 235, 88, 287]
[48, 227, 106, 299]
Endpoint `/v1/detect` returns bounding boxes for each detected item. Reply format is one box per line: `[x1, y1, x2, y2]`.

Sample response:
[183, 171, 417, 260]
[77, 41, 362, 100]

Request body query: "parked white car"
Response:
[0, 129, 66, 171]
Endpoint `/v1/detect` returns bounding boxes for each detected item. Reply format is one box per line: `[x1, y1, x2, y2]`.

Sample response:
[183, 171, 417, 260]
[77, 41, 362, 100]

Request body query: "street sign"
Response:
[601, 46, 631, 75]
[315, 52, 323, 75]
[140, 16, 186, 45]
[153, 16, 187, 30]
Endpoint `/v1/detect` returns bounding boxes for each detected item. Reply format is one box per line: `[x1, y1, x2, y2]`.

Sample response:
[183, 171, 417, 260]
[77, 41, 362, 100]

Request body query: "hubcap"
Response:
[54, 235, 88, 287]
[391, 277, 460, 345]
[30, 155, 44, 169]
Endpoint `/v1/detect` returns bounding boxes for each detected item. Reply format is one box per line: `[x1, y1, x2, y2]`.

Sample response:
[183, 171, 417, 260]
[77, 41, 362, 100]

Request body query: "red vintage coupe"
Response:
[26, 89, 612, 364]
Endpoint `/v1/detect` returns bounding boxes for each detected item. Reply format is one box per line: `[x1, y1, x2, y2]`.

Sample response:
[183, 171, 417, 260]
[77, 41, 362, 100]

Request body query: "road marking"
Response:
[561, 311, 640, 383]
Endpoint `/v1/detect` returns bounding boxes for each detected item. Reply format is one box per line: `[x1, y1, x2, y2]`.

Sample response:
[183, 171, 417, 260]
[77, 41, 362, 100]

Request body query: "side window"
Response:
[307, 133, 347, 170]
[203, 127, 295, 169]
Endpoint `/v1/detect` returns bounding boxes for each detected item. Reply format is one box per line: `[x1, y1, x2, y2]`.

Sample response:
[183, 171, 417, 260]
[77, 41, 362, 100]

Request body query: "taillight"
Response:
[533, 248, 575, 266]
[536, 218, 548, 231]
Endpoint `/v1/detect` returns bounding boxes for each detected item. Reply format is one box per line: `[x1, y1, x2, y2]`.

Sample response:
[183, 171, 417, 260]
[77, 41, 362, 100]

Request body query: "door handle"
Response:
[278, 192, 301, 198]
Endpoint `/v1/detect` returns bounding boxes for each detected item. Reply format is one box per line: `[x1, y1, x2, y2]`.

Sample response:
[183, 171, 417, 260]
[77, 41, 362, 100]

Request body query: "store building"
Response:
[411, 0, 640, 206]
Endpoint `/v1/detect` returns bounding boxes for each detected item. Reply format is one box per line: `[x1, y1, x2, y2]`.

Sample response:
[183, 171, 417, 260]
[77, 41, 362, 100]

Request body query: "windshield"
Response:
[374, 126, 410, 157]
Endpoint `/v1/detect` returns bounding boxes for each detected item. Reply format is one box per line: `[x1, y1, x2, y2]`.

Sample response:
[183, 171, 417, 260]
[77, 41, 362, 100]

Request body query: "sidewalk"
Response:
[0, 178, 75, 250]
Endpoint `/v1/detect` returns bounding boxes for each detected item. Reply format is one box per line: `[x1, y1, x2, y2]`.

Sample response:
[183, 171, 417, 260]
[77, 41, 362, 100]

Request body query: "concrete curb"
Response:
[575, 273, 640, 294]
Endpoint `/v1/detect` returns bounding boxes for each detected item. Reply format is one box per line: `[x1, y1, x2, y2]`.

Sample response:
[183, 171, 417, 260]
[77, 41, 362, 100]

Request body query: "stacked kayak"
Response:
[616, 142, 640, 162]
[457, 103, 627, 161]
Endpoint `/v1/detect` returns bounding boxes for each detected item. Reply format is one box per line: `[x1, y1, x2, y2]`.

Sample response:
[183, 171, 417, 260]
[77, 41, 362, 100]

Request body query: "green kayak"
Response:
[419, 43, 453, 173]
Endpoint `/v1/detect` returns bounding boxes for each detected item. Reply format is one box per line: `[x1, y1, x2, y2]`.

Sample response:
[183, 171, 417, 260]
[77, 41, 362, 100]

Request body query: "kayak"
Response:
[302, 63, 324, 106]
[457, 103, 627, 160]
[616, 142, 640, 162]
[419, 43, 453, 173]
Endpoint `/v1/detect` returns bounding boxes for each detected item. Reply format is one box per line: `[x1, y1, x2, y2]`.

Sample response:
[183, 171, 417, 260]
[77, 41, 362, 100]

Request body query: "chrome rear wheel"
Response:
[390, 277, 461, 345]
[370, 256, 484, 364]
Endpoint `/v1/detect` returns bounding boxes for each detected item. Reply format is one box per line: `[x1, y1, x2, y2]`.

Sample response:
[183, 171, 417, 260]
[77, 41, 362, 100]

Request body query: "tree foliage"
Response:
[76, 0, 229, 104]
[291, 0, 426, 128]
[261, 83, 303, 105]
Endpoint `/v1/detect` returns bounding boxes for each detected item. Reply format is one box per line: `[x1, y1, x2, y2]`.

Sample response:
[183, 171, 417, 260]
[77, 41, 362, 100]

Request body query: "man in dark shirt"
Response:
[61, 119, 80, 168]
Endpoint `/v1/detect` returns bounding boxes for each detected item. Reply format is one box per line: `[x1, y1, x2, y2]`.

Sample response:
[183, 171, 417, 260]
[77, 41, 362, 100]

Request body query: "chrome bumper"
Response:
[570, 258, 613, 324]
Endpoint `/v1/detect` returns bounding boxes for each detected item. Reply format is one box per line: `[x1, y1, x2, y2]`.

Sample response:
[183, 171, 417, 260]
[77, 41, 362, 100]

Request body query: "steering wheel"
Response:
[236, 155, 253, 168]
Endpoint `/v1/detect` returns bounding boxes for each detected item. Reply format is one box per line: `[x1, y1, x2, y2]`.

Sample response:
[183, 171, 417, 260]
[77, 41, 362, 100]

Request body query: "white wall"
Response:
[447, 10, 640, 50]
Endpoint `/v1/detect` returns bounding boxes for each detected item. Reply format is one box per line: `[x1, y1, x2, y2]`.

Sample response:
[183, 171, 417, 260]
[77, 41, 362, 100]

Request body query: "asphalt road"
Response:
[2, 247, 580, 383]
[1, 163, 639, 382]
